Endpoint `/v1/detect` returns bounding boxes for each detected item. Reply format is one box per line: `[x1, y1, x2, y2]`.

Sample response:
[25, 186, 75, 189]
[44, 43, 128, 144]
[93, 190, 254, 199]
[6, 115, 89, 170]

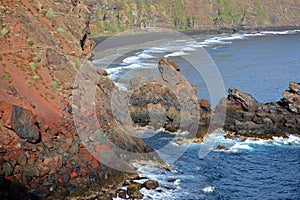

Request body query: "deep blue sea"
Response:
[93, 30, 300, 200]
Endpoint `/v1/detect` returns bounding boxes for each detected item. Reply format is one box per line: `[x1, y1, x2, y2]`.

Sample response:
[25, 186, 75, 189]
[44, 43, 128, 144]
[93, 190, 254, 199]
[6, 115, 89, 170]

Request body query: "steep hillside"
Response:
[89, 0, 300, 35]
[0, 0, 161, 199]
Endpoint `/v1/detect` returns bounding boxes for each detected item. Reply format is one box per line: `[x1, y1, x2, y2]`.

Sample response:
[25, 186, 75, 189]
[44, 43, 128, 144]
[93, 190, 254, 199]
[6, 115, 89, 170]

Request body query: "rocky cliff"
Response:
[89, 0, 300, 35]
[0, 0, 161, 199]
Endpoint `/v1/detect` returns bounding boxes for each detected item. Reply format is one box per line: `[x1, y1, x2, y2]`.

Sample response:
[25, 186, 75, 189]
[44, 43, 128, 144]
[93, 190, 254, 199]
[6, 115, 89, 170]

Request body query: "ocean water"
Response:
[93, 30, 300, 199]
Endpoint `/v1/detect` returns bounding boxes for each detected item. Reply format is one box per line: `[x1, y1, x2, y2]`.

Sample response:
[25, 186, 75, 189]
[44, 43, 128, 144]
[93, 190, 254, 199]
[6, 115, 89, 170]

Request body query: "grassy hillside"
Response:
[88, 0, 300, 36]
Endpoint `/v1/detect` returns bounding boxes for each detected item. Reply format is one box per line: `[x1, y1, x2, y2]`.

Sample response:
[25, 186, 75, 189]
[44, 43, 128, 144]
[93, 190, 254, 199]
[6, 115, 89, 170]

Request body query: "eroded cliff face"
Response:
[90, 0, 300, 35]
[0, 0, 160, 199]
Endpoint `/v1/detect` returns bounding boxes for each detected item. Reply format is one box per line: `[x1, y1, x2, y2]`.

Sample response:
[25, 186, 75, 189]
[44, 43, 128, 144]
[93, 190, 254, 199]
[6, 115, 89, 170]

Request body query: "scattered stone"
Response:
[217, 145, 229, 150]
[1, 161, 14, 176]
[0, 148, 7, 154]
[32, 189, 50, 198]
[127, 183, 143, 199]
[69, 142, 79, 154]
[97, 68, 108, 76]
[167, 179, 176, 183]
[143, 180, 159, 190]
[117, 189, 126, 199]
[21, 164, 39, 177]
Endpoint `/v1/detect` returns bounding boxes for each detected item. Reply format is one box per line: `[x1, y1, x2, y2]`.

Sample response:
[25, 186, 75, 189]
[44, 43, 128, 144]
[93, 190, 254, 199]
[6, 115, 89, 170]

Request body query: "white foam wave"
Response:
[261, 30, 296, 35]
[230, 143, 253, 152]
[188, 43, 206, 48]
[219, 34, 245, 41]
[202, 186, 215, 194]
[123, 56, 140, 64]
[242, 134, 300, 146]
[138, 53, 155, 59]
[143, 47, 166, 53]
[164, 51, 187, 58]
[216, 134, 300, 153]
[182, 47, 196, 52]
[106, 66, 123, 74]
[273, 134, 300, 146]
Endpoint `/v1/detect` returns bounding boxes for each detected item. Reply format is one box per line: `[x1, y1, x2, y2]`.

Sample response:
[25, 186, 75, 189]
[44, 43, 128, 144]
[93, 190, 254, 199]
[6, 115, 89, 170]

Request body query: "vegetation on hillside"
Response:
[88, 0, 300, 36]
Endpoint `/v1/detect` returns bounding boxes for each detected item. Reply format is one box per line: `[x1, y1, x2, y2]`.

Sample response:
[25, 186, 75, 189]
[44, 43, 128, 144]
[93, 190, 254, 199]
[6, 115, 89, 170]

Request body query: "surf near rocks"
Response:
[216, 82, 300, 139]
[128, 58, 299, 141]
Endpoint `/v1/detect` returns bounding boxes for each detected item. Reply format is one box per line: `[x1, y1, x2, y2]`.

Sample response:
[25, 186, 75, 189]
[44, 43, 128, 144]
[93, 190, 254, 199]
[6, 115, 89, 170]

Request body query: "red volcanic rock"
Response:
[97, 68, 108, 76]
[0, 101, 14, 128]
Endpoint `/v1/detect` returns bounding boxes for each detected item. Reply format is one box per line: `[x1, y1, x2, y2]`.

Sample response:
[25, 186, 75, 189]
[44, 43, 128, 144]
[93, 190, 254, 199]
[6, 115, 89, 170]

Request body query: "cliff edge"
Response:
[0, 0, 161, 199]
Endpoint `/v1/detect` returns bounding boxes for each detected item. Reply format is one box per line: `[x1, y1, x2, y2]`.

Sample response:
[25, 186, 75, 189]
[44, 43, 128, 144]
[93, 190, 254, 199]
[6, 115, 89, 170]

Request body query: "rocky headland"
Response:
[218, 82, 300, 139]
[129, 59, 212, 141]
[129, 59, 300, 141]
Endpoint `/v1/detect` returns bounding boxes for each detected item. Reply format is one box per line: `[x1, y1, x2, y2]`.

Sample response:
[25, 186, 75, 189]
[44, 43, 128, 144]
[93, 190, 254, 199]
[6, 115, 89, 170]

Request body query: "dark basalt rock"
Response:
[129, 59, 212, 140]
[143, 180, 159, 190]
[217, 82, 300, 139]
[127, 183, 143, 199]
[12, 105, 40, 143]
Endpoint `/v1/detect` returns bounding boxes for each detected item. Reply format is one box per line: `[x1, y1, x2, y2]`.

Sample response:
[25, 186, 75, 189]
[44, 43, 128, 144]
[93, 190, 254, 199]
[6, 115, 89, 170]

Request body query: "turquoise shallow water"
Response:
[93, 31, 300, 200]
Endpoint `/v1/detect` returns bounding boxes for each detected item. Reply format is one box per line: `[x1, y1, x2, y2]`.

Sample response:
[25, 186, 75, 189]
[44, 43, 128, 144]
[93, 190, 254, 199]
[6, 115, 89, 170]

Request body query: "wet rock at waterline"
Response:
[129, 59, 212, 141]
[129, 60, 299, 141]
[217, 82, 300, 139]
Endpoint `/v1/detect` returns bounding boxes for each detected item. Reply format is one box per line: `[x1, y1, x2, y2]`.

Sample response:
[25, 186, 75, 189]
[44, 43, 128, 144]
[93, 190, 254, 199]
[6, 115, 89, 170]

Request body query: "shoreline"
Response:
[91, 25, 300, 46]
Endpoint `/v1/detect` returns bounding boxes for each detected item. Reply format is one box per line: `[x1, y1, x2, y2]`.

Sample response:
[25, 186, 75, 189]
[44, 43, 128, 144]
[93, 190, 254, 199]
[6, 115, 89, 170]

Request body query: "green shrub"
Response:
[46, 8, 55, 19]
[32, 75, 40, 81]
[70, 61, 77, 70]
[27, 39, 34, 46]
[29, 62, 36, 70]
[37, 52, 43, 58]
[1, 28, 8, 36]
[33, 57, 39, 62]
[50, 81, 58, 92]
[57, 27, 65, 34]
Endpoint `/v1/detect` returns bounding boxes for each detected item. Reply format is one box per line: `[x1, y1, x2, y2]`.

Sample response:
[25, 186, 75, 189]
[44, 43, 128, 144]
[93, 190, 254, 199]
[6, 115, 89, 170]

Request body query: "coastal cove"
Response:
[1, 0, 300, 199]
[92, 31, 300, 199]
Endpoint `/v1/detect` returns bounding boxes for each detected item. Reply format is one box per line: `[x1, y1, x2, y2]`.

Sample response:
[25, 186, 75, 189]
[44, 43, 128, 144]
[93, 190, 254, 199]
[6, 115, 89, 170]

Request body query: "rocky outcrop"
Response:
[129, 59, 212, 140]
[281, 82, 300, 114]
[217, 82, 300, 139]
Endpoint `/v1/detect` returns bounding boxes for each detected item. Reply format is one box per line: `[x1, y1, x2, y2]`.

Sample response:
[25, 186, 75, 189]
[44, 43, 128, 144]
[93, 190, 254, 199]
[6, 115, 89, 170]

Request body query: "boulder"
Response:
[0, 101, 40, 143]
[12, 105, 40, 143]
[227, 88, 262, 112]
[117, 189, 127, 199]
[281, 82, 300, 114]
[143, 180, 159, 190]
[127, 183, 143, 199]
[97, 68, 108, 76]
